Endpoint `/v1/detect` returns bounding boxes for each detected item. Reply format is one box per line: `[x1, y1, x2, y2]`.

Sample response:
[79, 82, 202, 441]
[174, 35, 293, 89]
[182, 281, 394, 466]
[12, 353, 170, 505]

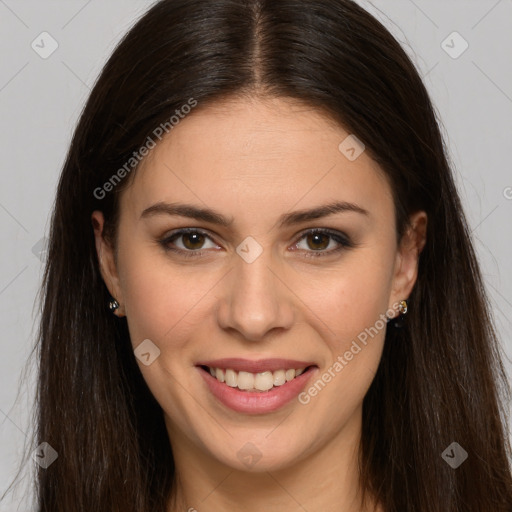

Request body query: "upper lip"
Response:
[196, 358, 317, 374]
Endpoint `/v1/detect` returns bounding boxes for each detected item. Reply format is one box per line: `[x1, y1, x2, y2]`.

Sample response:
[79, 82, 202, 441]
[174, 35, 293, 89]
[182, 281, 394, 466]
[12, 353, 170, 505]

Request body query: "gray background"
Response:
[1, 1, 511, 509]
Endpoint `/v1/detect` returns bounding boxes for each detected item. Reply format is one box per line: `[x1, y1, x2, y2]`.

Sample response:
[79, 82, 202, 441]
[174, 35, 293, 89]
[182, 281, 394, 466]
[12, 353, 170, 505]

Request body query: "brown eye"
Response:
[305, 232, 330, 251]
[181, 232, 206, 250]
[292, 229, 353, 258]
[161, 229, 218, 256]
[160, 228, 353, 259]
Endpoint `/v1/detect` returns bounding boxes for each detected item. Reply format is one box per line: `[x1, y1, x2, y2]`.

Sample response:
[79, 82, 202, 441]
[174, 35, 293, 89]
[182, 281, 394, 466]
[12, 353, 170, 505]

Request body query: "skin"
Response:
[92, 96, 427, 512]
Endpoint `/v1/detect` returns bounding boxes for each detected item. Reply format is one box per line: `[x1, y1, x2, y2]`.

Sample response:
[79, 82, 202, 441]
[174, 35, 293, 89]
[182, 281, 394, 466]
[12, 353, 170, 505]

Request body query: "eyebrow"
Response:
[140, 200, 369, 228]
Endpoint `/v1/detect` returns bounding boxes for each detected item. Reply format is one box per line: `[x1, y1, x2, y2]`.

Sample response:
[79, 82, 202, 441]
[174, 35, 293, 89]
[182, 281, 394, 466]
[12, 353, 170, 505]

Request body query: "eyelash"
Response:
[158, 228, 354, 259]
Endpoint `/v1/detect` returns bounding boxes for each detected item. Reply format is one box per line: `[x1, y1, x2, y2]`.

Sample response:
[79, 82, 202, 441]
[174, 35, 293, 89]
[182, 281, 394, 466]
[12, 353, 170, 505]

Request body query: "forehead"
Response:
[120, 97, 392, 222]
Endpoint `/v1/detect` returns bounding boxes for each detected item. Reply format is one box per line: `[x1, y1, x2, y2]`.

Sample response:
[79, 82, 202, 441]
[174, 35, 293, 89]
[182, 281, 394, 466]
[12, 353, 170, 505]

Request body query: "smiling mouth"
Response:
[199, 365, 316, 392]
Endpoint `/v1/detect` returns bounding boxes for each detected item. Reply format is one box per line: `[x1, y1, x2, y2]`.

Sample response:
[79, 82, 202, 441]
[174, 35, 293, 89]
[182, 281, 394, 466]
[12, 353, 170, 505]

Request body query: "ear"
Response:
[91, 210, 126, 317]
[388, 210, 427, 317]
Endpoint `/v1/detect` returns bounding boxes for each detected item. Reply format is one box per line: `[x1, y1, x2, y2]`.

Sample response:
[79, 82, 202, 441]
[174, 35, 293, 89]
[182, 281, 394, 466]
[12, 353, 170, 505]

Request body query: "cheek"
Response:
[119, 246, 223, 358]
[119, 247, 188, 346]
[120, 234, 395, 352]
[309, 249, 395, 342]
[304, 249, 394, 397]
[297, 284, 389, 441]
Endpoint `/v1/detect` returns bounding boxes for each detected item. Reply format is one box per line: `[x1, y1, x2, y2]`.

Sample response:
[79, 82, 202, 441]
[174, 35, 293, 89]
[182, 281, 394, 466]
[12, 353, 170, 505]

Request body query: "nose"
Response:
[216, 245, 295, 342]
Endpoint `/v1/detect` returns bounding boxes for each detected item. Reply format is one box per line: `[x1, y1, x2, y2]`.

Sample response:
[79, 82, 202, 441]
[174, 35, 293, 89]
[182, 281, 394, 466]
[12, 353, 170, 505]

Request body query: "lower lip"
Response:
[197, 366, 318, 414]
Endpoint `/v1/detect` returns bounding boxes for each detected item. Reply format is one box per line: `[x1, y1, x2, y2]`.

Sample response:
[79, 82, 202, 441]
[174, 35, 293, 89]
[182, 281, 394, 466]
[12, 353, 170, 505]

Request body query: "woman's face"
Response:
[93, 96, 425, 473]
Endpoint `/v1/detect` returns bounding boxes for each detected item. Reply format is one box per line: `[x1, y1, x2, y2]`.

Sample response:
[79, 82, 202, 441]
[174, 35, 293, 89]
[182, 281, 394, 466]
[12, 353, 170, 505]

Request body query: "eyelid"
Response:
[159, 227, 353, 258]
[290, 227, 353, 258]
[163, 227, 220, 250]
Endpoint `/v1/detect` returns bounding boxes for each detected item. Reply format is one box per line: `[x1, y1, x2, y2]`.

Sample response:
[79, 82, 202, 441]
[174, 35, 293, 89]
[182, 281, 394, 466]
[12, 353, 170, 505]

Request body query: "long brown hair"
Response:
[5, 0, 512, 510]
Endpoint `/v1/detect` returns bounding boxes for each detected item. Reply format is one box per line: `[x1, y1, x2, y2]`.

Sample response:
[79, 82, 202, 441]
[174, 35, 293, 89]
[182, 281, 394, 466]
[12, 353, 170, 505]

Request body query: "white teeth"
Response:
[285, 369, 296, 381]
[207, 366, 308, 391]
[215, 367, 225, 383]
[254, 371, 274, 391]
[225, 369, 237, 387]
[237, 371, 254, 390]
[273, 369, 286, 386]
